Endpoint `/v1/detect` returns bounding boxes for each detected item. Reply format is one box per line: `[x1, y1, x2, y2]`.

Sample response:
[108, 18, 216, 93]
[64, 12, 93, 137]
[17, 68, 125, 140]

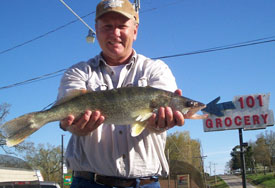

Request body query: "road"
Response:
[219, 175, 256, 188]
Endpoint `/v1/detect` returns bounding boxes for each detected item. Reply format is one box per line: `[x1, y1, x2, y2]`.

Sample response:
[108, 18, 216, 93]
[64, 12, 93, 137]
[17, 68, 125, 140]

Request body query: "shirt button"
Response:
[119, 130, 123, 134]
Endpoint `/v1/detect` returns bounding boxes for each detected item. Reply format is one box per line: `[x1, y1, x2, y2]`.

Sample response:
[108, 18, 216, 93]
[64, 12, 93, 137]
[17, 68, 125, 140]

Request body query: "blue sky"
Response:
[1, 0, 275, 175]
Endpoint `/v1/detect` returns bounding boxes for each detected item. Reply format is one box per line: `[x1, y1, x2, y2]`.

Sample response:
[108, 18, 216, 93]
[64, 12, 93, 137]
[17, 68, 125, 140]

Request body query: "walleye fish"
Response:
[0, 87, 206, 147]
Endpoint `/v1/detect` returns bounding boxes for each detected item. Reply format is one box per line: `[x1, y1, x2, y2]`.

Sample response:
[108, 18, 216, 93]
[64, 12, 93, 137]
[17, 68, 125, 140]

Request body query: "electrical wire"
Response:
[0, 69, 65, 90]
[140, 0, 184, 13]
[0, 11, 95, 55]
[155, 37, 275, 60]
[0, 0, 184, 55]
[0, 36, 274, 91]
[0, 0, 274, 91]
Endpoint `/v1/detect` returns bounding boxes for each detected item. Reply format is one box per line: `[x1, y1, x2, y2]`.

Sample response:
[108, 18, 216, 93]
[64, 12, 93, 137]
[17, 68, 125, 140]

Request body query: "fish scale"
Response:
[0, 87, 205, 146]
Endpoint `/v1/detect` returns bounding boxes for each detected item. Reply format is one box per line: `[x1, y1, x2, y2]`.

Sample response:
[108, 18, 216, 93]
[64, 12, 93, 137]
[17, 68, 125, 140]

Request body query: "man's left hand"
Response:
[147, 89, 185, 133]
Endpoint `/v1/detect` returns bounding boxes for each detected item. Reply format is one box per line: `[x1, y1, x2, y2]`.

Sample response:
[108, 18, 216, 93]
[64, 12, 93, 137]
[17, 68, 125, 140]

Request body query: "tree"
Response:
[230, 146, 241, 171]
[0, 103, 33, 154]
[0, 103, 9, 123]
[253, 136, 271, 174]
[22, 143, 62, 183]
[244, 145, 255, 173]
[224, 161, 231, 174]
[0, 103, 10, 147]
[1, 103, 63, 184]
[263, 130, 275, 168]
[229, 144, 254, 173]
[165, 131, 203, 170]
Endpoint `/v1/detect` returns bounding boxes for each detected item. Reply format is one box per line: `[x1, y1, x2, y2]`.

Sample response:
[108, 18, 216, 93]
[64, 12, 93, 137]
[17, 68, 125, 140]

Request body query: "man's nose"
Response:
[112, 27, 121, 36]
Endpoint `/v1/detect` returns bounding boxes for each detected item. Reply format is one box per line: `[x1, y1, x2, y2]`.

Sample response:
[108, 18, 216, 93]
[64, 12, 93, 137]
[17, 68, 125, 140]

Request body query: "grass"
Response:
[207, 176, 229, 188]
[246, 173, 275, 188]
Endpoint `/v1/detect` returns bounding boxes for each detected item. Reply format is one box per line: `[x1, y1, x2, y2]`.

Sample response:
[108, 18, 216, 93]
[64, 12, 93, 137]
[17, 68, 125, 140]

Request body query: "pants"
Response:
[70, 177, 161, 188]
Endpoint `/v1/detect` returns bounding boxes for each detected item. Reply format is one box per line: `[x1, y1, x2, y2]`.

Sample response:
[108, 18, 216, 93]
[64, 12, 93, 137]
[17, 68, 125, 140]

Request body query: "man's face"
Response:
[96, 12, 138, 64]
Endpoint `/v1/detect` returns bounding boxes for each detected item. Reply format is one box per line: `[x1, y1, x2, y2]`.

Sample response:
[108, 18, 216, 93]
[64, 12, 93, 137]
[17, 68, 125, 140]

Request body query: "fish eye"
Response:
[186, 101, 198, 107]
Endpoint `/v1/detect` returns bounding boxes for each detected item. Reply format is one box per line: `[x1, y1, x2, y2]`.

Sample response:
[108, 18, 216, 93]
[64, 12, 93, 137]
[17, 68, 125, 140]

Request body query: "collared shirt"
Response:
[57, 50, 177, 178]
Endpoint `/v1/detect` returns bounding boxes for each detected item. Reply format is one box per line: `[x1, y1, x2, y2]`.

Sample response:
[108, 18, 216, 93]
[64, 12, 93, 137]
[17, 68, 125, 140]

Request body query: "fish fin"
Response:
[131, 122, 146, 137]
[55, 89, 87, 105]
[135, 112, 153, 122]
[0, 112, 47, 147]
[131, 111, 153, 136]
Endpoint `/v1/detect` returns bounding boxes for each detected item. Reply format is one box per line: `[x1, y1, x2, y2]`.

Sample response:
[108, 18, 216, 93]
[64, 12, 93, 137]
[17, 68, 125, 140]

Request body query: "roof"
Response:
[0, 154, 32, 170]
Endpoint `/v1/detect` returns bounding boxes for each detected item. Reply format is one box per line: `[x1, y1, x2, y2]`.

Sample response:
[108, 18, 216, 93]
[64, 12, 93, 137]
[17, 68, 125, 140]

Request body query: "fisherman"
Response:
[58, 0, 187, 187]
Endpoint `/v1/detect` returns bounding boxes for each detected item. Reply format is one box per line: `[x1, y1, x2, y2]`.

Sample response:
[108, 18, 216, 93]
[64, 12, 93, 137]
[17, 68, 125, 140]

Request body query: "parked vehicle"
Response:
[0, 155, 60, 188]
[0, 181, 60, 188]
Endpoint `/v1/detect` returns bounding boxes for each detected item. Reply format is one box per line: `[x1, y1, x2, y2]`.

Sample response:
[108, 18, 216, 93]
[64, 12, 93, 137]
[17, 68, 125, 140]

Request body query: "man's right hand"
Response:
[60, 110, 105, 136]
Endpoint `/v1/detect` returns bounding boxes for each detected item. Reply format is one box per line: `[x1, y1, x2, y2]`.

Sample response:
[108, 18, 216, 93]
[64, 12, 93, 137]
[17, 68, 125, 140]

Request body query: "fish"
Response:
[0, 86, 206, 147]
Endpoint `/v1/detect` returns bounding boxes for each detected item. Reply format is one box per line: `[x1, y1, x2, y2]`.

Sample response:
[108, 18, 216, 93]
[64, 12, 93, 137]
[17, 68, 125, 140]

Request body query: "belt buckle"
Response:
[94, 174, 105, 186]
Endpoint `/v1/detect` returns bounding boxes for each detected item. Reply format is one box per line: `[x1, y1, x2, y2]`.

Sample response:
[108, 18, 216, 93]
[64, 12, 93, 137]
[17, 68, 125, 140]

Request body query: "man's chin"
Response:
[107, 49, 124, 57]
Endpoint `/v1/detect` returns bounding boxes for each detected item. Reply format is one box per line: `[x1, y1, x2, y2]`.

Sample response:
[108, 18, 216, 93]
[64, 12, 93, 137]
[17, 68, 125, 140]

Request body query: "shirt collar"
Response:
[98, 50, 137, 70]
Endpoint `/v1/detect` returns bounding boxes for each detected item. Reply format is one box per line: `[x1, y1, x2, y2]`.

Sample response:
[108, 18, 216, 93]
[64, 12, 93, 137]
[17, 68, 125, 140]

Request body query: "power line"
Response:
[0, 69, 65, 90]
[0, 11, 95, 55]
[156, 37, 275, 60]
[0, 0, 184, 56]
[0, 36, 274, 91]
[140, 0, 184, 13]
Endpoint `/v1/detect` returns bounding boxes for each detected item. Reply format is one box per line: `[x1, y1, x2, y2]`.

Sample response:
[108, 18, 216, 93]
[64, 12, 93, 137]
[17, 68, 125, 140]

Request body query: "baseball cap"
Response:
[96, 0, 139, 24]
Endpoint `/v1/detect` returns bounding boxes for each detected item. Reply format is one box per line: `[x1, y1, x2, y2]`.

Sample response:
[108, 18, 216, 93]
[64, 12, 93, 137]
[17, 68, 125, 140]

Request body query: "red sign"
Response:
[203, 93, 274, 132]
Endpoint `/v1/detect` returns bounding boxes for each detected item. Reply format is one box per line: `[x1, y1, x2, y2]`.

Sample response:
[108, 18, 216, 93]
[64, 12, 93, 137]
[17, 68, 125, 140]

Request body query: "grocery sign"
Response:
[202, 93, 274, 132]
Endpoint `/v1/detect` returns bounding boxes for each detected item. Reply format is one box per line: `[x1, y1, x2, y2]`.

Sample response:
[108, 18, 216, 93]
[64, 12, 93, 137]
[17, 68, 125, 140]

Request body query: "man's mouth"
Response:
[108, 40, 122, 45]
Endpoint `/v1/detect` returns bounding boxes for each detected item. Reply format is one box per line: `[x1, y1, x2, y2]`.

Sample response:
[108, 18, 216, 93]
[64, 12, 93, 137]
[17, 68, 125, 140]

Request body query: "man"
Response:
[58, 0, 186, 187]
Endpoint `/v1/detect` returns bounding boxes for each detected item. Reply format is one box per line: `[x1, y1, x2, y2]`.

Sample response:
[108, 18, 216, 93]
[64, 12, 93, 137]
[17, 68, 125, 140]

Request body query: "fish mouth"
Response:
[184, 102, 206, 119]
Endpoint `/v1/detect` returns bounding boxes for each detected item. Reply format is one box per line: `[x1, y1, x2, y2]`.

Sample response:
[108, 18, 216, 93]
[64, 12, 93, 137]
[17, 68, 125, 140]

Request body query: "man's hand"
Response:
[147, 89, 185, 133]
[60, 110, 105, 136]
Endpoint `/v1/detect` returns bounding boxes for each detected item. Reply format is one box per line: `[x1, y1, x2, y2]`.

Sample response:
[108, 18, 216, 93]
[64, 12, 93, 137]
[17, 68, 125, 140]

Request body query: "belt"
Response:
[73, 171, 158, 187]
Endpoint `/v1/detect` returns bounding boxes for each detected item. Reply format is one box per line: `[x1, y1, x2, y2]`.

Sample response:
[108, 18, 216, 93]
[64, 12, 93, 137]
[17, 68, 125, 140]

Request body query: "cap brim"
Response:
[96, 10, 135, 21]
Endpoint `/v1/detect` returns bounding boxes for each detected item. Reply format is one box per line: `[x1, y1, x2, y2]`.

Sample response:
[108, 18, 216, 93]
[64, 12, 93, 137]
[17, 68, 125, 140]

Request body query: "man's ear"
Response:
[133, 24, 139, 41]
[95, 23, 98, 32]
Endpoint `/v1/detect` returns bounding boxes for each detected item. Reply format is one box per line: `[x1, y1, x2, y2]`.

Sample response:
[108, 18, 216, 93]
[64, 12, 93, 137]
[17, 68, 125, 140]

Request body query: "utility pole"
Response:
[167, 149, 170, 188]
[61, 135, 64, 188]
[201, 156, 207, 188]
[213, 163, 217, 185]
[134, 0, 140, 12]
[193, 155, 207, 188]
[238, 128, 247, 188]
[209, 162, 212, 177]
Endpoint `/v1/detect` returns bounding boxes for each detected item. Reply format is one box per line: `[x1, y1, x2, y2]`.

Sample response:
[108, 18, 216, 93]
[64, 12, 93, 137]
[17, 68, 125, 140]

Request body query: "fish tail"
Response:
[0, 111, 47, 147]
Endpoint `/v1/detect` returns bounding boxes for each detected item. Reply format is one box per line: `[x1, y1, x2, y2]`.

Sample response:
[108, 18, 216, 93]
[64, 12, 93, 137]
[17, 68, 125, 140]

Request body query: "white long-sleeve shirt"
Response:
[57, 50, 177, 178]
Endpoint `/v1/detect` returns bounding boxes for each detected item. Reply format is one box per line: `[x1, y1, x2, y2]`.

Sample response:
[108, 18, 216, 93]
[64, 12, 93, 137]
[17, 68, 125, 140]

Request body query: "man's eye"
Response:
[119, 25, 127, 29]
[103, 25, 113, 30]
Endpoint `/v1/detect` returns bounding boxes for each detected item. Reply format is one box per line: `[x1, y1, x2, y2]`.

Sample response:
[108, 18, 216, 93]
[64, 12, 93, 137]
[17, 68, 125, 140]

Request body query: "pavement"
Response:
[219, 175, 256, 188]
